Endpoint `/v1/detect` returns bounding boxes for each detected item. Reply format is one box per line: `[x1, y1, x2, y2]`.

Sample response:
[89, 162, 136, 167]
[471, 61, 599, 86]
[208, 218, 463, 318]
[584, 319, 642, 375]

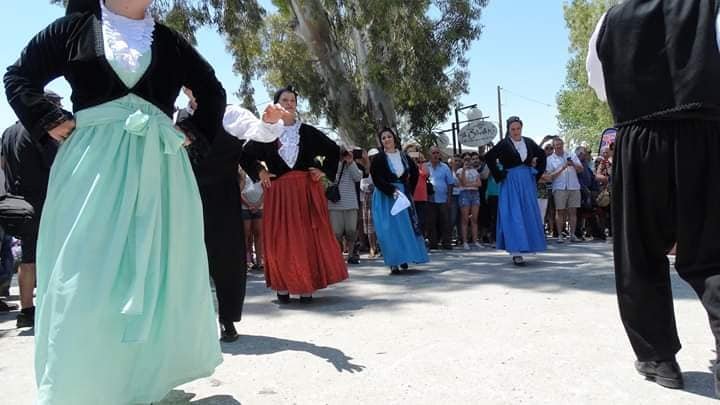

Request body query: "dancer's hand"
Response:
[308, 167, 325, 182]
[262, 104, 287, 124]
[174, 125, 193, 146]
[259, 169, 276, 188]
[48, 119, 75, 142]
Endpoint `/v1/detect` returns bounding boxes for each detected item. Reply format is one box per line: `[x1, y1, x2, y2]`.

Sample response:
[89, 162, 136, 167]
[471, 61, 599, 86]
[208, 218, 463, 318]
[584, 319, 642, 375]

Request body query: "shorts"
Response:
[241, 209, 263, 220]
[19, 218, 39, 264]
[458, 190, 481, 208]
[553, 189, 581, 210]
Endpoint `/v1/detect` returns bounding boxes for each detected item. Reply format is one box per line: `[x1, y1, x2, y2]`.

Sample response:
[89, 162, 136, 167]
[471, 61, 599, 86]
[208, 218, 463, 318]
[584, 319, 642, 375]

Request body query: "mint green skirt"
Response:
[34, 95, 222, 404]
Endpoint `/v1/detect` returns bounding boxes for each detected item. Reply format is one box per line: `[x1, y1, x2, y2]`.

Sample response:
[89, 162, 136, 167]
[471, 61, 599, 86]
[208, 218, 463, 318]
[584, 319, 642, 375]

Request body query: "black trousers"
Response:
[199, 181, 247, 323]
[613, 120, 720, 361]
[425, 202, 452, 248]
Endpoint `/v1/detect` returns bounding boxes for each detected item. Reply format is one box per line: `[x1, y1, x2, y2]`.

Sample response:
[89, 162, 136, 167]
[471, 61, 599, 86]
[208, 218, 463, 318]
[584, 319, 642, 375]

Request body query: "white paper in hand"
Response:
[391, 191, 411, 216]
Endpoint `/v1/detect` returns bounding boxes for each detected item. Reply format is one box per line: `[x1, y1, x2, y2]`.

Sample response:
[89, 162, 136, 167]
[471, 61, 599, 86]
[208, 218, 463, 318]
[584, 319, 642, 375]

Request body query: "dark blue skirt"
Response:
[496, 166, 547, 254]
[372, 183, 429, 266]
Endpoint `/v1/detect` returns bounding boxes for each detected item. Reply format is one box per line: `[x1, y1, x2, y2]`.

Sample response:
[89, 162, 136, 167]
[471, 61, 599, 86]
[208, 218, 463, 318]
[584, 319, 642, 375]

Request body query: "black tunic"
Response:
[241, 123, 340, 181]
[4, 10, 225, 143]
[177, 108, 248, 322]
[597, 0, 720, 126]
[484, 137, 545, 183]
[369, 150, 419, 199]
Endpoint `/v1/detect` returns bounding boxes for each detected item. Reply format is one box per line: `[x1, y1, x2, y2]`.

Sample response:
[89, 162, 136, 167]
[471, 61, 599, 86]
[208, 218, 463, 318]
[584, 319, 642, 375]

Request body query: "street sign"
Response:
[458, 120, 497, 147]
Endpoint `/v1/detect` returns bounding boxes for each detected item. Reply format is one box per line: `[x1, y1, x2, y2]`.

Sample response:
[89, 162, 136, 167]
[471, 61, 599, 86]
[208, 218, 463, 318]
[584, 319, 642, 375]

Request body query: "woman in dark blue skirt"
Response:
[370, 128, 429, 274]
[484, 117, 547, 266]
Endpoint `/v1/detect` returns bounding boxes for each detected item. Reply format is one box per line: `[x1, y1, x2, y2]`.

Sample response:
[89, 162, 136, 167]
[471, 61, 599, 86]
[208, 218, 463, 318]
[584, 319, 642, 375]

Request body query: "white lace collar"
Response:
[278, 121, 302, 168]
[100, 0, 155, 73]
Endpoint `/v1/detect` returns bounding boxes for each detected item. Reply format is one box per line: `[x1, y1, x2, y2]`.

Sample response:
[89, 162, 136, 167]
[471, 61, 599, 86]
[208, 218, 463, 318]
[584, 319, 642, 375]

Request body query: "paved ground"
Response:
[1, 241, 717, 404]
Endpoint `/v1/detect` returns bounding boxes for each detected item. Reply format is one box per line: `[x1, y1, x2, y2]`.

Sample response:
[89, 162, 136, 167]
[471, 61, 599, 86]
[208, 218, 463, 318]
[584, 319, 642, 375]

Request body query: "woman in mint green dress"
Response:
[4, 0, 226, 403]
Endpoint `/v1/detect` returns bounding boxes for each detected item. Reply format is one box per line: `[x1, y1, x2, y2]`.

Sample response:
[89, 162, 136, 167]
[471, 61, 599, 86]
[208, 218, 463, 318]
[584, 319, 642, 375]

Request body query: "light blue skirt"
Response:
[496, 166, 547, 254]
[372, 183, 429, 266]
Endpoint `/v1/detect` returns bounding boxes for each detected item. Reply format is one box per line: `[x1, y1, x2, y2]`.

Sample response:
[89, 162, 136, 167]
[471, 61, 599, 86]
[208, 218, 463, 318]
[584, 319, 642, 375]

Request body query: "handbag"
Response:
[0, 194, 35, 238]
[596, 187, 611, 207]
[326, 162, 346, 203]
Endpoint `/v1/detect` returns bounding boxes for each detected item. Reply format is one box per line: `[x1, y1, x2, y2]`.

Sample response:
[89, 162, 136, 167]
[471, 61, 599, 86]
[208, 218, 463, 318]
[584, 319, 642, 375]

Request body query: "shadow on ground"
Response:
[222, 334, 365, 373]
[191, 394, 242, 404]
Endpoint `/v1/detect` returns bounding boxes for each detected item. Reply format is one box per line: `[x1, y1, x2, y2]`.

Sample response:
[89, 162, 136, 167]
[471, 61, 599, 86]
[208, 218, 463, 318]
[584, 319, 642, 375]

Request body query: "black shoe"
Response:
[347, 256, 360, 265]
[400, 263, 409, 270]
[512, 256, 526, 267]
[299, 296, 313, 303]
[276, 293, 290, 304]
[219, 320, 239, 342]
[634, 359, 684, 389]
[441, 245, 454, 250]
[16, 309, 34, 328]
[0, 279, 10, 297]
[428, 245, 439, 250]
[390, 266, 401, 275]
[0, 299, 18, 312]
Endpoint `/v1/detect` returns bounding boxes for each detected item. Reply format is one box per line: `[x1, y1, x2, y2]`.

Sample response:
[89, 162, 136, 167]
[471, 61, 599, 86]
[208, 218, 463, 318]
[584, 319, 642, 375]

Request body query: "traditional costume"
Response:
[178, 104, 281, 341]
[4, 1, 226, 402]
[241, 92, 347, 300]
[484, 118, 547, 265]
[587, 0, 720, 392]
[370, 130, 429, 272]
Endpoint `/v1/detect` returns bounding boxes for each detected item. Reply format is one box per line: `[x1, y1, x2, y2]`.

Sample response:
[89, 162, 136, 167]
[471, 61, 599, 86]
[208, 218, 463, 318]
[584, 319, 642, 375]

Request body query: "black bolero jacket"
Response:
[241, 123, 340, 181]
[484, 137, 546, 183]
[4, 10, 226, 143]
[370, 150, 419, 198]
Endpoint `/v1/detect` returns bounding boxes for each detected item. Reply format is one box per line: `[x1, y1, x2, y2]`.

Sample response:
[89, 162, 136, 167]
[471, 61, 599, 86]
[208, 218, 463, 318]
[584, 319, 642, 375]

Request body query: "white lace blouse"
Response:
[100, 0, 155, 73]
[278, 121, 302, 168]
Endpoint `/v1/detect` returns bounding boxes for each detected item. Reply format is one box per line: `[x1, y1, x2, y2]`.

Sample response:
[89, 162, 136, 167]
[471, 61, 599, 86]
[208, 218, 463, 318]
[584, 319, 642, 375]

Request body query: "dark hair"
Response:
[505, 116, 523, 138]
[376, 127, 401, 150]
[273, 85, 298, 104]
[66, 0, 100, 15]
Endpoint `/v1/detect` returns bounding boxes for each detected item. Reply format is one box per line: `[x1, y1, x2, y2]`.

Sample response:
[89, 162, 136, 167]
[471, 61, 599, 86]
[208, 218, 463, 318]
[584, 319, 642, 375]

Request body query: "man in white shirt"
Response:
[545, 137, 583, 243]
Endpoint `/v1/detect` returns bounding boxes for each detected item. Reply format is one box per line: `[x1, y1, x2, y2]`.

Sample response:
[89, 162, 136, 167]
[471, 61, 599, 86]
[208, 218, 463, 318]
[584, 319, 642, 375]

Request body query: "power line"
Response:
[500, 88, 554, 108]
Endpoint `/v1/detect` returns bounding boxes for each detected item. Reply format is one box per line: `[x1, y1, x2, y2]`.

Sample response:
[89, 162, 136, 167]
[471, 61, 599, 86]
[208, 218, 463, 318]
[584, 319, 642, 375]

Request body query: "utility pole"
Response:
[451, 123, 457, 155]
[497, 85, 503, 141]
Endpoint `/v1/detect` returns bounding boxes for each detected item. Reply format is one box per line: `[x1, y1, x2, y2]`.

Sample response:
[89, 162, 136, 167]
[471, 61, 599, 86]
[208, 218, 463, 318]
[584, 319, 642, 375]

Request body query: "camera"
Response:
[352, 149, 363, 159]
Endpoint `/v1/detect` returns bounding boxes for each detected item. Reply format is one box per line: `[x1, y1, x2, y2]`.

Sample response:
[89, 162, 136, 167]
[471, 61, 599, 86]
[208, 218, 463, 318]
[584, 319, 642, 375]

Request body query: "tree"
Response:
[52, 0, 488, 148]
[556, 0, 618, 148]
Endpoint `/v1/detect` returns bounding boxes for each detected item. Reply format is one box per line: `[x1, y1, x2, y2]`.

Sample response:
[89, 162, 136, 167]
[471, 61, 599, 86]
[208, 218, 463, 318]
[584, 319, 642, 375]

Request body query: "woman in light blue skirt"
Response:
[5, 1, 226, 403]
[370, 128, 428, 274]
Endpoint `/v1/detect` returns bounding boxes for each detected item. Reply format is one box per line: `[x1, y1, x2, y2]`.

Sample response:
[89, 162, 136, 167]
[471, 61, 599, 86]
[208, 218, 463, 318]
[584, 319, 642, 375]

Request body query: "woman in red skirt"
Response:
[242, 86, 348, 303]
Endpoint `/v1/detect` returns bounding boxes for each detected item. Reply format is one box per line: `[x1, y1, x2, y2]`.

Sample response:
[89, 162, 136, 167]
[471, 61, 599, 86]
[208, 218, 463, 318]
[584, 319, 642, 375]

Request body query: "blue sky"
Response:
[0, 1, 570, 143]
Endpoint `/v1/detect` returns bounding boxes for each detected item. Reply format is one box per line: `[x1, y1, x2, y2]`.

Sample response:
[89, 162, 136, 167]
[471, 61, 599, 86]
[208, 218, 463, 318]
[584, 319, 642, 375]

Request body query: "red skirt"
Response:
[262, 171, 348, 294]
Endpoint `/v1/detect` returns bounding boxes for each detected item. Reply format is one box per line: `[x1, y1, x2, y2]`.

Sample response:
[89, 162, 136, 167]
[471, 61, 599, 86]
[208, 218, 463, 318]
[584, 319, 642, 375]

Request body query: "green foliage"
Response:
[52, 1, 488, 147]
[557, 0, 618, 147]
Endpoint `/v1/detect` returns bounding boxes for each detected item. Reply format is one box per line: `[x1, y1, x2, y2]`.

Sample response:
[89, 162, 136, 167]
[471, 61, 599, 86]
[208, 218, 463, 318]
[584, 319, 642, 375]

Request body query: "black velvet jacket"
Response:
[370, 150, 419, 198]
[241, 123, 340, 181]
[484, 137, 546, 183]
[4, 10, 226, 143]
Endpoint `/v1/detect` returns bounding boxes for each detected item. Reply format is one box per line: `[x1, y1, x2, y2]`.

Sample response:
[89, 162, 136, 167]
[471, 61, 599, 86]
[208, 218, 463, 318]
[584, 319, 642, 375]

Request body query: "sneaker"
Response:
[570, 235, 582, 243]
[463, 243, 470, 250]
[556, 236, 565, 244]
[474, 242, 483, 249]
[16, 311, 34, 328]
[390, 266, 401, 275]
